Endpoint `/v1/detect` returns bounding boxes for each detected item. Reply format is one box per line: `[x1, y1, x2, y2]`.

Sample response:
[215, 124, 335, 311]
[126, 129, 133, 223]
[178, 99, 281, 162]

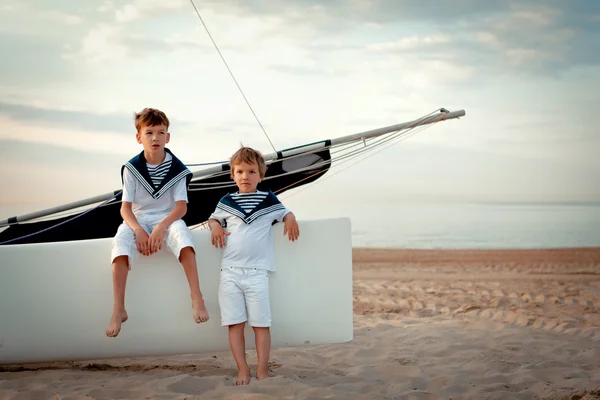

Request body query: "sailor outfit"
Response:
[111, 149, 195, 267]
[209, 190, 290, 327]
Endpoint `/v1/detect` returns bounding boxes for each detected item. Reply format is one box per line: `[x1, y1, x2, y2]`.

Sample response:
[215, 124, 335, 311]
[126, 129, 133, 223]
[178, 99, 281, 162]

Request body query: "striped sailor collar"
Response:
[121, 148, 192, 199]
[217, 190, 285, 224]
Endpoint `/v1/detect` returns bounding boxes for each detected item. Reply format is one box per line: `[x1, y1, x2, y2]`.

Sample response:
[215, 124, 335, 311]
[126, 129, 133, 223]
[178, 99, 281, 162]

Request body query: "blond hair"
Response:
[229, 146, 267, 178]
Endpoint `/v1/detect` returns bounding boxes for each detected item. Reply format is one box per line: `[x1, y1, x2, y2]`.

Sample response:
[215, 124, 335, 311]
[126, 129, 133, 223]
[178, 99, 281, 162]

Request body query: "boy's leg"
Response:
[165, 220, 209, 323]
[106, 256, 129, 337]
[229, 322, 251, 385]
[253, 327, 271, 380]
[106, 223, 136, 338]
[219, 267, 250, 385]
[245, 268, 272, 380]
[179, 247, 209, 323]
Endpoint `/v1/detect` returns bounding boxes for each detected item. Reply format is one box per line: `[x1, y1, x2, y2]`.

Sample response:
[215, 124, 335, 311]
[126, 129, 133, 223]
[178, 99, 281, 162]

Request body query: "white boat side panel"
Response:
[0, 218, 353, 365]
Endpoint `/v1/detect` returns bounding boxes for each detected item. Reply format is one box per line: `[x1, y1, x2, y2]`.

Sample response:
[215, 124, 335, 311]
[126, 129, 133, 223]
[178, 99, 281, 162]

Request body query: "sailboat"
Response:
[0, 108, 465, 245]
[0, 2, 466, 365]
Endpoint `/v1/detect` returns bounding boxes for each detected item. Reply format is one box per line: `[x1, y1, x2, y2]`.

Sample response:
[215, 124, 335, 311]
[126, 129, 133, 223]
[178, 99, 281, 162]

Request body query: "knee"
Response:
[112, 256, 129, 270]
[179, 246, 195, 261]
[229, 322, 246, 331]
[181, 246, 194, 255]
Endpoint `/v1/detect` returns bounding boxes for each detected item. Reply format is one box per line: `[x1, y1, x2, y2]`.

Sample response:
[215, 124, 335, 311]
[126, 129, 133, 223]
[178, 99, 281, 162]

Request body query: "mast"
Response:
[0, 108, 465, 226]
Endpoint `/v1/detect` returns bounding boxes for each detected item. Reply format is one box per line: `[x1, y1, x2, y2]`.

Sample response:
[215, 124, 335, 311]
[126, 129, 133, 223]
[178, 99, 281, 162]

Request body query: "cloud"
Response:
[367, 35, 452, 52]
[0, 101, 132, 133]
[46, 0, 585, 97]
[112, 0, 188, 23]
[62, 2, 245, 67]
[0, 140, 125, 207]
[0, 3, 88, 87]
[214, 1, 510, 31]
[77, 24, 129, 64]
[0, 139, 124, 169]
[246, 1, 599, 77]
[0, 1, 84, 36]
[10, 0, 599, 78]
[0, 34, 78, 87]
[469, 3, 599, 73]
[63, 24, 204, 65]
[0, 115, 135, 157]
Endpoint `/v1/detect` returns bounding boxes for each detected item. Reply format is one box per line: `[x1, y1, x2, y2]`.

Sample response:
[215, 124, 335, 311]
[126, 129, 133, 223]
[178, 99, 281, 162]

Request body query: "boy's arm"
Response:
[120, 201, 144, 233]
[283, 211, 295, 222]
[272, 193, 299, 242]
[120, 167, 153, 255]
[208, 214, 230, 248]
[282, 211, 300, 242]
[207, 218, 222, 230]
[121, 201, 151, 256]
[120, 168, 140, 231]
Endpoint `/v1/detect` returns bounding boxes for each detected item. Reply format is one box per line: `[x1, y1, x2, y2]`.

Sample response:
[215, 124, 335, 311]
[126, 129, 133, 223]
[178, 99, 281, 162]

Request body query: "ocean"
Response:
[1, 201, 599, 250]
[286, 200, 600, 250]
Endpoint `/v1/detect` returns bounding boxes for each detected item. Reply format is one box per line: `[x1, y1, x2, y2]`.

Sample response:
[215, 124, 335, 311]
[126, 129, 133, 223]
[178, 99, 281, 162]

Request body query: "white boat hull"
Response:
[0, 218, 353, 364]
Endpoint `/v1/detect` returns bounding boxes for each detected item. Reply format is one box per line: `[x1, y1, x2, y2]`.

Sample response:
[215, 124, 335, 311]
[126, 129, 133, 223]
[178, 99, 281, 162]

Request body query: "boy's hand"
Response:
[283, 213, 300, 242]
[211, 225, 230, 248]
[135, 227, 151, 256]
[148, 224, 166, 255]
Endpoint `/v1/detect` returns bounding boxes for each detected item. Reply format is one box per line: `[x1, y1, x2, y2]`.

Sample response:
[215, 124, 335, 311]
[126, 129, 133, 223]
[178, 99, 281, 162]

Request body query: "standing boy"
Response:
[208, 146, 300, 385]
[106, 108, 209, 338]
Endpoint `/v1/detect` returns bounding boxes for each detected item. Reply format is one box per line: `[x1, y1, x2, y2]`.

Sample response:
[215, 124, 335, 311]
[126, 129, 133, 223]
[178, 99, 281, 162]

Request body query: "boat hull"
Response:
[0, 218, 353, 365]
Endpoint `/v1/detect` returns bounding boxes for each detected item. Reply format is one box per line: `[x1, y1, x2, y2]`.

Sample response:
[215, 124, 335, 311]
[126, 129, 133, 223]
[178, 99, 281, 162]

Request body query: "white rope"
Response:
[188, 0, 277, 153]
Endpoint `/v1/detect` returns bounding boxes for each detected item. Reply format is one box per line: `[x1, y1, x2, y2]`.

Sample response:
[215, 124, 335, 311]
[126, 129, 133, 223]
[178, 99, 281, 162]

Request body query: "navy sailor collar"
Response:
[121, 148, 192, 199]
[217, 190, 285, 224]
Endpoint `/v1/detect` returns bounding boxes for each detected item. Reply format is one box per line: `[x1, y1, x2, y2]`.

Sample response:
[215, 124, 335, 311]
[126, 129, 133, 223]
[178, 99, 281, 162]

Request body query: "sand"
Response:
[1, 247, 599, 400]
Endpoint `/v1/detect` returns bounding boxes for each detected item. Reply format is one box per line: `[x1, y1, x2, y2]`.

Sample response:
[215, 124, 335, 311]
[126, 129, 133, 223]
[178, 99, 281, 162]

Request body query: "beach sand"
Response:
[1, 247, 599, 399]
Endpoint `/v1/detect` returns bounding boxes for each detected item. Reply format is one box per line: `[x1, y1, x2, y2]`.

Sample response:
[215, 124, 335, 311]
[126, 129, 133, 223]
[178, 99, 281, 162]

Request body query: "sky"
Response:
[1, 0, 599, 221]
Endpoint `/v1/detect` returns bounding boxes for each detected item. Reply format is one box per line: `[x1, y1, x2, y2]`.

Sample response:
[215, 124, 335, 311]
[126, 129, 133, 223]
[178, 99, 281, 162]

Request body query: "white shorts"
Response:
[218, 266, 271, 327]
[111, 219, 195, 268]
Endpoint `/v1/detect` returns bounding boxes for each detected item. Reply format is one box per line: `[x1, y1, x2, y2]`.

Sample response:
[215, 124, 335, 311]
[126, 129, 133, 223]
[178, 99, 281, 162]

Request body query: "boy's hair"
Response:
[134, 108, 170, 132]
[230, 146, 267, 179]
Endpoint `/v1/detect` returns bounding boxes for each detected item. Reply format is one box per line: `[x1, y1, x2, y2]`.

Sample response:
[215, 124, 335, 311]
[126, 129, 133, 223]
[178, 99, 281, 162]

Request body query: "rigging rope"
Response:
[277, 117, 440, 203]
[188, 0, 277, 153]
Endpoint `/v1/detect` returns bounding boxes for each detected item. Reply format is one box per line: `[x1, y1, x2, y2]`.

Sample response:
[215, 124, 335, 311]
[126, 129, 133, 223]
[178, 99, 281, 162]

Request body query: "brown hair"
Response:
[229, 146, 267, 178]
[134, 108, 170, 132]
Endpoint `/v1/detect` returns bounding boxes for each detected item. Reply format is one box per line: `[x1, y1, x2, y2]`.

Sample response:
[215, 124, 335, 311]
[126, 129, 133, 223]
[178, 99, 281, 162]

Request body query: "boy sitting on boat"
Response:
[207, 146, 300, 385]
[106, 108, 210, 338]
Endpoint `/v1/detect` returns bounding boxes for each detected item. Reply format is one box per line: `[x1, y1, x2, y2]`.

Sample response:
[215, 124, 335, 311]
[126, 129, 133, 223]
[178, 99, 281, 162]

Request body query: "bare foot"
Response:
[105, 309, 128, 338]
[256, 368, 270, 381]
[234, 366, 251, 386]
[192, 298, 209, 323]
